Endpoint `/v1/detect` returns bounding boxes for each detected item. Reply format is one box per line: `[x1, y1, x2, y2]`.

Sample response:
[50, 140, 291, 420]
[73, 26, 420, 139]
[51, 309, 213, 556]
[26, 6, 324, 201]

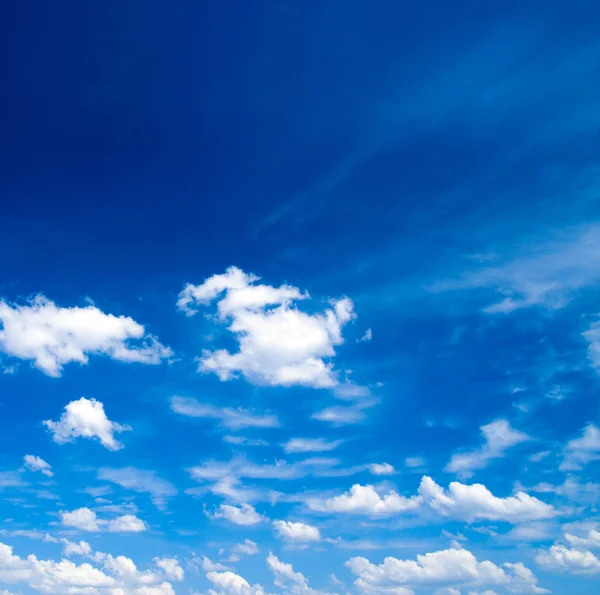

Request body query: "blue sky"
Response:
[1, 1, 600, 594]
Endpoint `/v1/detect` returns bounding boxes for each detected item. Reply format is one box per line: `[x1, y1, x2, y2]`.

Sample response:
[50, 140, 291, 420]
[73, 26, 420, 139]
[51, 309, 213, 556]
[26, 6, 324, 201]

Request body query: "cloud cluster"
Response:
[273, 520, 321, 543]
[177, 266, 355, 388]
[60, 507, 147, 533]
[0, 295, 172, 376]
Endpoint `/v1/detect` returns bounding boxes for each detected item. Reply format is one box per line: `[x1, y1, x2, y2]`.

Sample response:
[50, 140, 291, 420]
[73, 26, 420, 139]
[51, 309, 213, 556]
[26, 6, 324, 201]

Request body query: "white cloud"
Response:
[196, 555, 230, 572]
[97, 467, 177, 510]
[536, 545, 600, 574]
[0, 295, 172, 376]
[232, 539, 259, 556]
[61, 539, 92, 557]
[560, 423, 600, 471]
[282, 438, 343, 454]
[369, 463, 395, 475]
[170, 396, 279, 429]
[44, 397, 131, 451]
[565, 529, 600, 549]
[359, 328, 373, 342]
[312, 406, 366, 425]
[0, 540, 177, 594]
[206, 570, 266, 595]
[177, 266, 355, 388]
[154, 558, 184, 581]
[23, 454, 53, 477]
[273, 520, 321, 542]
[404, 457, 425, 469]
[60, 507, 147, 533]
[224, 436, 269, 447]
[346, 546, 547, 593]
[445, 419, 530, 478]
[583, 320, 600, 372]
[209, 503, 265, 526]
[307, 484, 421, 516]
[419, 476, 555, 523]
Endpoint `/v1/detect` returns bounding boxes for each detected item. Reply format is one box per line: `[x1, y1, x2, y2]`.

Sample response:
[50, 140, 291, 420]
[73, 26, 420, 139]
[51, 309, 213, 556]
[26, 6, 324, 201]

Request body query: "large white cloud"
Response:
[273, 520, 321, 542]
[170, 396, 279, 429]
[445, 419, 530, 478]
[177, 266, 356, 388]
[0, 295, 172, 376]
[60, 507, 147, 533]
[307, 484, 422, 516]
[535, 545, 600, 574]
[44, 397, 131, 451]
[0, 540, 179, 594]
[346, 546, 547, 594]
[418, 476, 556, 523]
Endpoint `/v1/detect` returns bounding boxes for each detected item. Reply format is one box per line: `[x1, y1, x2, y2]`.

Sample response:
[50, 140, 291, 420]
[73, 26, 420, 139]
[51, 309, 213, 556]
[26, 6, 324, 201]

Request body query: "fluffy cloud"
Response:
[346, 546, 547, 593]
[61, 539, 92, 557]
[60, 507, 147, 533]
[445, 419, 530, 478]
[0, 540, 177, 594]
[23, 454, 53, 477]
[206, 569, 266, 595]
[565, 529, 600, 549]
[560, 423, 600, 471]
[266, 553, 337, 595]
[368, 463, 395, 475]
[232, 539, 259, 556]
[209, 503, 265, 526]
[0, 295, 172, 376]
[170, 396, 279, 429]
[307, 484, 421, 516]
[44, 397, 130, 451]
[282, 438, 343, 454]
[418, 476, 555, 523]
[97, 467, 177, 510]
[177, 266, 355, 388]
[153, 558, 184, 581]
[273, 520, 321, 542]
[535, 545, 600, 574]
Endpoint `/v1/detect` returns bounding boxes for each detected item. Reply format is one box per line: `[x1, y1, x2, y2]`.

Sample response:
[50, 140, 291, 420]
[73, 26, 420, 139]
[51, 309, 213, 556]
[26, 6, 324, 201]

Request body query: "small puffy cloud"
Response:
[419, 476, 556, 523]
[273, 520, 321, 543]
[154, 557, 184, 581]
[232, 539, 259, 556]
[60, 507, 147, 533]
[210, 503, 265, 526]
[346, 546, 547, 593]
[44, 397, 130, 451]
[536, 545, 600, 574]
[282, 438, 343, 454]
[560, 423, 600, 471]
[177, 266, 355, 388]
[97, 467, 177, 510]
[170, 396, 279, 429]
[445, 419, 530, 478]
[307, 484, 421, 516]
[206, 569, 266, 595]
[61, 539, 92, 557]
[23, 454, 53, 477]
[0, 295, 172, 376]
[368, 463, 395, 475]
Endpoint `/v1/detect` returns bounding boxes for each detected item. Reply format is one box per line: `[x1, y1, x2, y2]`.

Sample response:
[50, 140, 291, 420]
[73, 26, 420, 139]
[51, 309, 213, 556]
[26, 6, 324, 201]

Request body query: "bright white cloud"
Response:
[232, 539, 259, 556]
[60, 507, 147, 533]
[0, 295, 172, 376]
[44, 397, 130, 451]
[273, 520, 321, 542]
[154, 557, 184, 581]
[419, 476, 555, 523]
[0, 540, 177, 594]
[61, 539, 92, 557]
[307, 484, 421, 516]
[565, 529, 600, 549]
[97, 467, 177, 510]
[206, 569, 266, 595]
[445, 419, 530, 477]
[209, 503, 265, 526]
[177, 266, 355, 388]
[369, 463, 395, 475]
[536, 545, 600, 574]
[560, 423, 600, 471]
[346, 546, 547, 593]
[282, 438, 343, 454]
[170, 396, 279, 429]
[23, 454, 53, 477]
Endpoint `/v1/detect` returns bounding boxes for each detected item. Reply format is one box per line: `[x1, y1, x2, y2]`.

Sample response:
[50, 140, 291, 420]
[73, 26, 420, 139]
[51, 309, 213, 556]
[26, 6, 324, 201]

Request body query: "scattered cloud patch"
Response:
[273, 520, 321, 543]
[60, 507, 147, 533]
[560, 423, 600, 471]
[368, 463, 395, 475]
[23, 455, 53, 477]
[209, 503, 265, 526]
[282, 438, 343, 454]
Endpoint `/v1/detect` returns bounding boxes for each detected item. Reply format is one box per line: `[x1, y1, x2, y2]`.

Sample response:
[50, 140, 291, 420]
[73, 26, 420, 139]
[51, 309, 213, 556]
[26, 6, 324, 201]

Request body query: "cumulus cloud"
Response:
[61, 539, 92, 557]
[307, 484, 421, 516]
[232, 539, 259, 556]
[282, 438, 343, 454]
[209, 503, 265, 526]
[565, 528, 600, 549]
[418, 476, 555, 523]
[273, 520, 321, 543]
[368, 463, 395, 475]
[44, 397, 131, 451]
[0, 295, 172, 376]
[0, 540, 178, 594]
[205, 569, 266, 595]
[560, 423, 600, 471]
[177, 266, 355, 388]
[536, 545, 600, 574]
[97, 467, 177, 510]
[170, 396, 279, 429]
[346, 546, 547, 594]
[445, 419, 530, 478]
[60, 507, 147, 533]
[23, 454, 53, 477]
